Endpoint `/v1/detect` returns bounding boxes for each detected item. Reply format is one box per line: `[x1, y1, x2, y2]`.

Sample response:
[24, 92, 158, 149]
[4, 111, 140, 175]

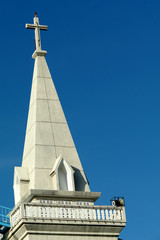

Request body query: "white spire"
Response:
[13, 14, 90, 204]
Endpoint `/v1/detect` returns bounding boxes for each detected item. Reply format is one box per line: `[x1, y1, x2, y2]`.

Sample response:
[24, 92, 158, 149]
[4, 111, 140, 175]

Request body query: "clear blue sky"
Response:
[0, 0, 160, 239]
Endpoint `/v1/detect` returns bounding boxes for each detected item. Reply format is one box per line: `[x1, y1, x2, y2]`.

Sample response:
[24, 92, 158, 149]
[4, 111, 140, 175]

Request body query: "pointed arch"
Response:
[50, 155, 75, 191]
[58, 160, 68, 190]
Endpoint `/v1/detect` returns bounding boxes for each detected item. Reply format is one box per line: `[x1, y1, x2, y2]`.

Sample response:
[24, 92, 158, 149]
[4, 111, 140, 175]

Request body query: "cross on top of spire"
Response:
[26, 13, 48, 51]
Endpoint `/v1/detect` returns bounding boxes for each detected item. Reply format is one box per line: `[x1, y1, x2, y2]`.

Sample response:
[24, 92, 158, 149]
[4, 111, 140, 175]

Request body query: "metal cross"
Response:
[26, 13, 48, 50]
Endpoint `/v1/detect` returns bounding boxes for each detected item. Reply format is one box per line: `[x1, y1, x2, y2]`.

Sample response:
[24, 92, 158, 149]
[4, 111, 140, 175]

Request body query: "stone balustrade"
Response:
[10, 203, 126, 228]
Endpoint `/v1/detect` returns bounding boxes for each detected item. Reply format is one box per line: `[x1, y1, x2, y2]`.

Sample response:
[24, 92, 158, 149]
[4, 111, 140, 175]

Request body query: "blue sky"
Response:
[0, 0, 160, 239]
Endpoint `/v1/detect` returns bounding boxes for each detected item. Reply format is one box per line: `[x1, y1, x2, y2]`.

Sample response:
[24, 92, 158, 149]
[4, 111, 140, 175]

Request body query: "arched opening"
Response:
[58, 161, 68, 190]
[50, 155, 75, 191]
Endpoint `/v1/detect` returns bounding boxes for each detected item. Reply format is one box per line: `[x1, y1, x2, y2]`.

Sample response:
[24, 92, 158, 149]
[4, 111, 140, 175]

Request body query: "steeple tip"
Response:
[26, 14, 48, 54]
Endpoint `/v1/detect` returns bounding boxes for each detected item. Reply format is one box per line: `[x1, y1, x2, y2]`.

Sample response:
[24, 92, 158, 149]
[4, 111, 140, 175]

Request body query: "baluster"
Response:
[86, 208, 89, 219]
[82, 208, 85, 219]
[85, 208, 89, 219]
[77, 208, 81, 219]
[80, 208, 83, 219]
[61, 207, 64, 218]
[72, 208, 75, 219]
[63, 208, 67, 218]
[51, 206, 54, 218]
[109, 209, 113, 220]
[97, 209, 101, 220]
[101, 209, 105, 220]
[26, 206, 30, 217]
[38, 206, 41, 218]
[50, 206, 54, 218]
[25, 206, 28, 217]
[88, 208, 92, 220]
[31, 206, 34, 217]
[43, 207, 46, 218]
[45, 207, 47, 218]
[121, 207, 126, 222]
[117, 209, 121, 220]
[87, 208, 91, 220]
[86, 209, 89, 220]
[74, 207, 77, 219]
[41, 206, 45, 218]
[59, 207, 62, 218]
[39, 206, 44, 218]
[37, 206, 40, 218]
[70, 208, 74, 219]
[56, 207, 59, 218]
[93, 208, 97, 220]
[68, 208, 72, 219]
[39, 206, 42, 218]
[81, 208, 85, 219]
[45, 206, 50, 218]
[57, 207, 60, 218]
[105, 209, 109, 220]
[30, 206, 33, 217]
[113, 209, 117, 220]
[29, 206, 31, 217]
[24, 205, 26, 217]
[48, 207, 52, 218]
[28, 206, 32, 217]
[36, 206, 38, 218]
[68, 208, 71, 219]
[65, 207, 69, 219]
[34, 206, 37, 218]
[55, 206, 58, 218]
[81, 209, 84, 219]
[76, 208, 80, 219]
[66, 208, 69, 218]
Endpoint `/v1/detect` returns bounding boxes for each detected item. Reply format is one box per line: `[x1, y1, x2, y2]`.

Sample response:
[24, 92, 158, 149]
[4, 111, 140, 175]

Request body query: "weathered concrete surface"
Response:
[4, 218, 125, 240]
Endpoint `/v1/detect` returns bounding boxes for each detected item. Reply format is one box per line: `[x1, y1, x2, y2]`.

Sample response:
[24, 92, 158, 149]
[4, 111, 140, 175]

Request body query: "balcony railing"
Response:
[10, 203, 126, 228]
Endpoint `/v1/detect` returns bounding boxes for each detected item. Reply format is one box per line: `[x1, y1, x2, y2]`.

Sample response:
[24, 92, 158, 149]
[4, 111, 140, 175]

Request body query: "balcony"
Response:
[10, 202, 126, 228]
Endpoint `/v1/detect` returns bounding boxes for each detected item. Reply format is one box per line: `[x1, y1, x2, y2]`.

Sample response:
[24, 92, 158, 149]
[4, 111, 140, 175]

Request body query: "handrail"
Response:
[0, 206, 12, 233]
[0, 206, 12, 211]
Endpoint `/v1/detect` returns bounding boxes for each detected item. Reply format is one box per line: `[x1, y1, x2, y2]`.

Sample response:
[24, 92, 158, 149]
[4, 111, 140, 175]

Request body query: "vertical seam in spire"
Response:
[41, 57, 58, 158]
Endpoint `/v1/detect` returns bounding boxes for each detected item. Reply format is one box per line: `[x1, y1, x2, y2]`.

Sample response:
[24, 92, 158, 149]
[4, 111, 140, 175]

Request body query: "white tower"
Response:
[4, 14, 126, 240]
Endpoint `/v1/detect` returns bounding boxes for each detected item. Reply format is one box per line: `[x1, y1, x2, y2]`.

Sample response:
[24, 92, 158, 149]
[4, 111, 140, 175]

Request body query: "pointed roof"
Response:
[18, 14, 90, 197]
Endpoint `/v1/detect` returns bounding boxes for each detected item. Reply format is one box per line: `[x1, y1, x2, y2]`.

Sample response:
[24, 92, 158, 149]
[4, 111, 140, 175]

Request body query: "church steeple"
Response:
[8, 14, 126, 240]
[13, 14, 90, 204]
